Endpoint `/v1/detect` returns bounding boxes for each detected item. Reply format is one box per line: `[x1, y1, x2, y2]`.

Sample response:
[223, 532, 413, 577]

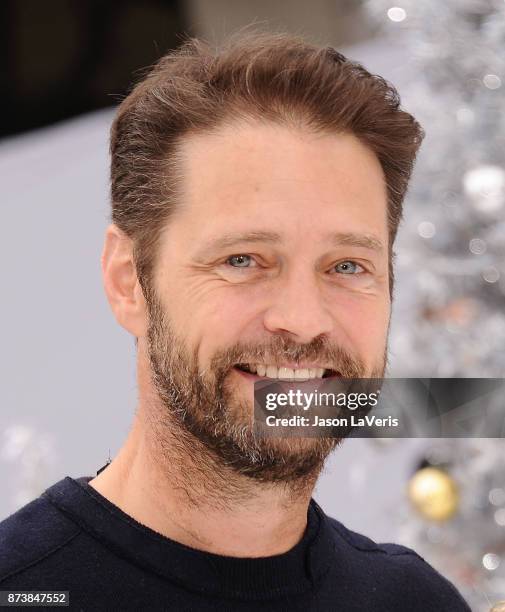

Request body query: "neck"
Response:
[88, 399, 317, 558]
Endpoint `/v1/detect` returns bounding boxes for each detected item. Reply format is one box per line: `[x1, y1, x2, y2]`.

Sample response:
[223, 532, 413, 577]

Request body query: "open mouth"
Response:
[233, 364, 340, 380]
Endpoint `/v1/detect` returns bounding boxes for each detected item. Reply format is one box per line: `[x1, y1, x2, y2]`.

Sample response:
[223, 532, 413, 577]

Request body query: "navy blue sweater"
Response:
[0, 476, 470, 611]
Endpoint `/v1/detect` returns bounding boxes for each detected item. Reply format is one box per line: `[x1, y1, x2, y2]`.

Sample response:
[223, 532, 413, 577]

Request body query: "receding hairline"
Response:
[164, 114, 387, 204]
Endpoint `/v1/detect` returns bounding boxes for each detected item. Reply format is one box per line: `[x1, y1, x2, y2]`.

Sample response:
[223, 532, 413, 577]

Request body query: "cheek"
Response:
[333, 294, 390, 353]
[177, 286, 259, 363]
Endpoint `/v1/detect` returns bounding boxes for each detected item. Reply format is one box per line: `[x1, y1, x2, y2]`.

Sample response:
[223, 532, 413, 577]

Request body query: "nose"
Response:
[262, 268, 334, 343]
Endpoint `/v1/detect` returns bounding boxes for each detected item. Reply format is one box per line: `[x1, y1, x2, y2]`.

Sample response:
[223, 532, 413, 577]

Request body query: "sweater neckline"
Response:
[44, 476, 335, 601]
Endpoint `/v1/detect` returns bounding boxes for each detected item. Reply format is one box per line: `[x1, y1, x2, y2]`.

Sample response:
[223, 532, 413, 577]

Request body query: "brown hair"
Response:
[110, 29, 424, 299]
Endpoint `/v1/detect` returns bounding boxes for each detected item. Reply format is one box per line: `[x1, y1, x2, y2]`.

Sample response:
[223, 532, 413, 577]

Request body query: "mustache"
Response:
[208, 335, 366, 377]
[145, 290, 368, 377]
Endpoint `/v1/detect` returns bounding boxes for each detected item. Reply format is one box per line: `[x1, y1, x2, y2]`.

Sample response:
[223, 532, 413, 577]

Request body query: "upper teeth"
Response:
[246, 364, 326, 380]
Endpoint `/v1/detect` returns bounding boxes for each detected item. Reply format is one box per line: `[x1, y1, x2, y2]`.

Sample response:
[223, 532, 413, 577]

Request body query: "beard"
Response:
[144, 287, 387, 488]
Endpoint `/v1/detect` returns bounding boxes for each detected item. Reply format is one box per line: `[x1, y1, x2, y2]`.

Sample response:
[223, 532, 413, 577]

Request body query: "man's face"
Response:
[143, 121, 391, 484]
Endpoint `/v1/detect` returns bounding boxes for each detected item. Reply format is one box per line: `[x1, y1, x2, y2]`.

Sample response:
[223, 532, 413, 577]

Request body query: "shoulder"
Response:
[326, 515, 471, 610]
[0, 483, 81, 584]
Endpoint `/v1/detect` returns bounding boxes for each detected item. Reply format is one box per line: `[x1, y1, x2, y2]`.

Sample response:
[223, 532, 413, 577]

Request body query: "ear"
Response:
[101, 224, 147, 338]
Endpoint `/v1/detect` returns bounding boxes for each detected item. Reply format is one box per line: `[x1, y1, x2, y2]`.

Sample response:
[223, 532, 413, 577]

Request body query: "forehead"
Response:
[171, 120, 388, 241]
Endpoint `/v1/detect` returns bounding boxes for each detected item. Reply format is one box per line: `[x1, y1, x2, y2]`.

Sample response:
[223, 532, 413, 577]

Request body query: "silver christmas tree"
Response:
[364, 1, 505, 609]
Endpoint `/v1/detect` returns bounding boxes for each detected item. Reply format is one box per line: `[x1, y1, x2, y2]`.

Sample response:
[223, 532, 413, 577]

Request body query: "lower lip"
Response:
[233, 366, 264, 382]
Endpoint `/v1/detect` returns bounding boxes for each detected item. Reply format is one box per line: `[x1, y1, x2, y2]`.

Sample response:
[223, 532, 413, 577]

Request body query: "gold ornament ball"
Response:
[408, 467, 459, 521]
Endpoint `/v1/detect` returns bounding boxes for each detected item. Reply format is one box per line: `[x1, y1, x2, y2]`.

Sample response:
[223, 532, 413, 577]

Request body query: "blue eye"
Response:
[227, 254, 253, 268]
[334, 261, 363, 274]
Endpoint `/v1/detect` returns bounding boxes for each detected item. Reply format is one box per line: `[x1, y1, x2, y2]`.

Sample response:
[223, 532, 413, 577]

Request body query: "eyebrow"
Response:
[328, 232, 384, 252]
[193, 229, 384, 261]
